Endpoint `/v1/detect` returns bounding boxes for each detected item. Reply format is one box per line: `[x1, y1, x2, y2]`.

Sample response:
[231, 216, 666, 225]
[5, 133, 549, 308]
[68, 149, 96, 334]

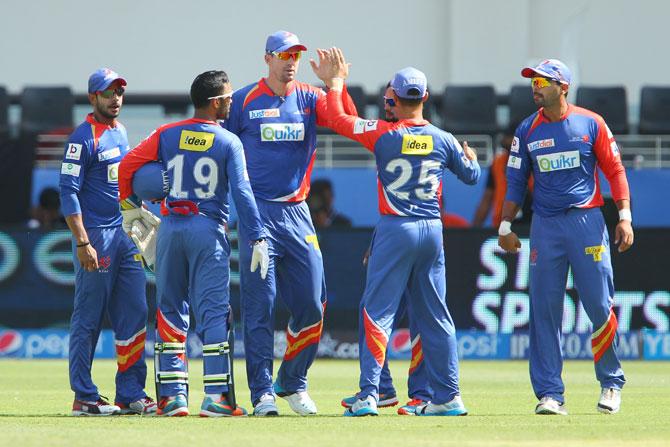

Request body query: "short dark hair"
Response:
[190, 70, 230, 108]
[396, 96, 424, 107]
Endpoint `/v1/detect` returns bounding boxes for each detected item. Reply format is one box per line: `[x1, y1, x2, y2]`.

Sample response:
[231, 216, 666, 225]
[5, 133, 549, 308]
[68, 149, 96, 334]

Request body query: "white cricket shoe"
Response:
[72, 397, 120, 416]
[281, 391, 317, 416]
[253, 393, 279, 416]
[597, 388, 621, 414]
[343, 395, 378, 417]
[416, 395, 468, 416]
[535, 396, 568, 415]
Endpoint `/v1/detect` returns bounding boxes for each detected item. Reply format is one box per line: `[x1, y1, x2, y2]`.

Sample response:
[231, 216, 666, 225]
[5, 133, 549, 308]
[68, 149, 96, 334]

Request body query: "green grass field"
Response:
[1, 359, 668, 447]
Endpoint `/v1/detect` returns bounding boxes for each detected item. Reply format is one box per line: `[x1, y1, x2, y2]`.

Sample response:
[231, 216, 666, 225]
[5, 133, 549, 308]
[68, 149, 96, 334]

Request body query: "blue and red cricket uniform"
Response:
[223, 78, 356, 403]
[59, 113, 149, 404]
[506, 105, 630, 402]
[325, 87, 480, 405]
[118, 118, 265, 397]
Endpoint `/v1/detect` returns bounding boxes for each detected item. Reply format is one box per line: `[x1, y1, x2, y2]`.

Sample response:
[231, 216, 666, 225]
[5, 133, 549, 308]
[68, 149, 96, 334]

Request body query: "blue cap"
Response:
[390, 67, 428, 99]
[88, 68, 126, 94]
[265, 30, 307, 53]
[521, 59, 572, 85]
[132, 162, 169, 201]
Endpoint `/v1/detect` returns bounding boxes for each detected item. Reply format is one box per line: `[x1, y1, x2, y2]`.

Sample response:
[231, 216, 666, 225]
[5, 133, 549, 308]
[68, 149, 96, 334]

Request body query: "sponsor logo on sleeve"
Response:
[61, 162, 81, 177]
[249, 108, 281, 119]
[260, 123, 305, 142]
[511, 136, 520, 153]
[353, 119, 378, 135]
[606, 124, 613, 139]
[527, 138, 555, 152]
[98, 147, 121, 161]
[65, 143, 82, 160]
[536, 150, 580, 172]
[107, 162, 119, 183]
[610, 141, 620, 156]
[401, 134, 434, 155]
[179, 130, 215, 152]
[507, 155, 522, 169]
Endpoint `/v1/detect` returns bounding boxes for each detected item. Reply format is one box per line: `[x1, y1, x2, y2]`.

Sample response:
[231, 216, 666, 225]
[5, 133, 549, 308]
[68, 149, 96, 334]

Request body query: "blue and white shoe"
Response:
[253, 393, 279, 416]
[274, 382, 317, 415]
[342, 391, 398, 408]
[343, 395, 378, 417]
[415, 395, 468, 416]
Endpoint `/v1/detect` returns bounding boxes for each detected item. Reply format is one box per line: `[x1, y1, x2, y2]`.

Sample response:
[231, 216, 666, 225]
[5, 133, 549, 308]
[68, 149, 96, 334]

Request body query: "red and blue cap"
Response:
[88, 68, 126, 94]
[391, 67, 428, 99]
[521, 59, 572, 85]
[265, 30, 307, 53]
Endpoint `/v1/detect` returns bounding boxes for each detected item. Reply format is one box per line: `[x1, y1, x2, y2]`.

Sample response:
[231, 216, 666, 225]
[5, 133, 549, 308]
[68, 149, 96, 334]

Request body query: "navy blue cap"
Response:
[521, 59, 572, 85]
[132, 162, 168, 201]
[391, 67, 428, 99]
[88, 68, 127, 94]
[265, 30, 307, 53]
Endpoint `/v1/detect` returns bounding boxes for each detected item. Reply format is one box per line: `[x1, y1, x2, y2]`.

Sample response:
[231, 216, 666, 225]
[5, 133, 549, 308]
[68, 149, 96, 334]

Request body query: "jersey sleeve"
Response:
[118, 129, 161, 200]
[58, 134, 91, 216]
[504, 131, 532, 206]
[226, 138, 266, 242]
[325, 88, 390, 152]
[593, 118, 630, 202]
[444, 134, 481, 185]
[315, 83, 358, 127]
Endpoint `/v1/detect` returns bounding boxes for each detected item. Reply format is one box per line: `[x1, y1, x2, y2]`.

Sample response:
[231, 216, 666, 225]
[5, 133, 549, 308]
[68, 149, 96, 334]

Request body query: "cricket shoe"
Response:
[115, 397, 157, 415]
[341, 391, 398, 408]
[157, 394, 189, 417]
[535, 396, 568, 416]
[274, 382, 317, 415]
[416, 395, 468, 416]
[397, 398, 428, 415]
[72, 396, 120, 416]
[343, 395, 378, 417]
[200, 395, 247, 417]
[597, 388, 621, 414]
[253, 393, 279, 416]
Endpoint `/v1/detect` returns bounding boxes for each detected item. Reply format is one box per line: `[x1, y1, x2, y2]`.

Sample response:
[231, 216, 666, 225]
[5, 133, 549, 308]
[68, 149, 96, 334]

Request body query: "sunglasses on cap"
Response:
[268, 51, 302, 61]
[383, 96, 396, 107]
[98, 87, 125, 99]
[207, 92, 233, 101]
[531, 77, 555, 89]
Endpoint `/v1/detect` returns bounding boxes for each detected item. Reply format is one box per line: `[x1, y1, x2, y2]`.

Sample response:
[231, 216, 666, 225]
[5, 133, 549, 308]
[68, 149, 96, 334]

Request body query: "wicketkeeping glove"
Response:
[250, 239, 269, 280]
[129, 218, 159, 271]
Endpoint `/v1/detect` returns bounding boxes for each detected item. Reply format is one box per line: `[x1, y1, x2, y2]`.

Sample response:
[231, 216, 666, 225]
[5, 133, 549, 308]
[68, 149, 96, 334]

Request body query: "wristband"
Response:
[498, 221, 512, 236]
[618, 208, 632, 222]
[76, 241, 90, 248]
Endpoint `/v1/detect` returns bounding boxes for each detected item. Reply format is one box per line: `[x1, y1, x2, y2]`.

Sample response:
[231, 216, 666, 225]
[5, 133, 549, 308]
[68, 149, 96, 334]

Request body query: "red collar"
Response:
[399, 118, 430, 127]
[259, 78, 296, 97]
[85, 113, 119, 129]
[539, 104, 573, 123]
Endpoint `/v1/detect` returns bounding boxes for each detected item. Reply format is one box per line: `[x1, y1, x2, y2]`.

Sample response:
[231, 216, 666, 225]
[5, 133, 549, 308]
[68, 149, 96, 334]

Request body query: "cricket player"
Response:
[223, 30, 357, 416]
[340, 83, 433, 415]
[60, 68, 156, 416]
[118, 70, 269, 417]
[498, 59, 634, 415]
[314, 48, 480, 416]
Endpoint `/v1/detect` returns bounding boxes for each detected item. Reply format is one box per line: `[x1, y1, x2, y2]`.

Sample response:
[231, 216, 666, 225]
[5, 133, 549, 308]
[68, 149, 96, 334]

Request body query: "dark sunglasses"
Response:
[98, 87, 125, 99]
[383, 96, 396, 107]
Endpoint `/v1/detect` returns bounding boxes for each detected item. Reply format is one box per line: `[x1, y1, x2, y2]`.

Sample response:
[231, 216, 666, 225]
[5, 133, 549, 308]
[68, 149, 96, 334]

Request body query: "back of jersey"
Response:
[158, 119, 239, 222]
[374, 123, 478, 218]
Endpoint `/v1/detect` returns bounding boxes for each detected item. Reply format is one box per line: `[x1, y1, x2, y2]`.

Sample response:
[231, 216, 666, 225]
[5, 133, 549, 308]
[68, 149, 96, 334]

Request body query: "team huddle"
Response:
[59, 30, 634, 417]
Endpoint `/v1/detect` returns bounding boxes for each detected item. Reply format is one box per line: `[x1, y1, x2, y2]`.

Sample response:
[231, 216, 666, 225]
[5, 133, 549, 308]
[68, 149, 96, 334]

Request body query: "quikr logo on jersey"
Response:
[260, 123, 305, 142]
[401, 135, 434, 155]
[536, 150, 580, 172]
[179, 130, 214, 152]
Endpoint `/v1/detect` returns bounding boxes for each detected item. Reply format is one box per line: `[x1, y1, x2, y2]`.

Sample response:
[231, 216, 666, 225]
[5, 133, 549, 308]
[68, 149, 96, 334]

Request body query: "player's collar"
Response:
[539, 104, 573, 123]
[86, 113, 118, 129]
[399, 118, 430, 127]
[260, 78, 296, 97]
